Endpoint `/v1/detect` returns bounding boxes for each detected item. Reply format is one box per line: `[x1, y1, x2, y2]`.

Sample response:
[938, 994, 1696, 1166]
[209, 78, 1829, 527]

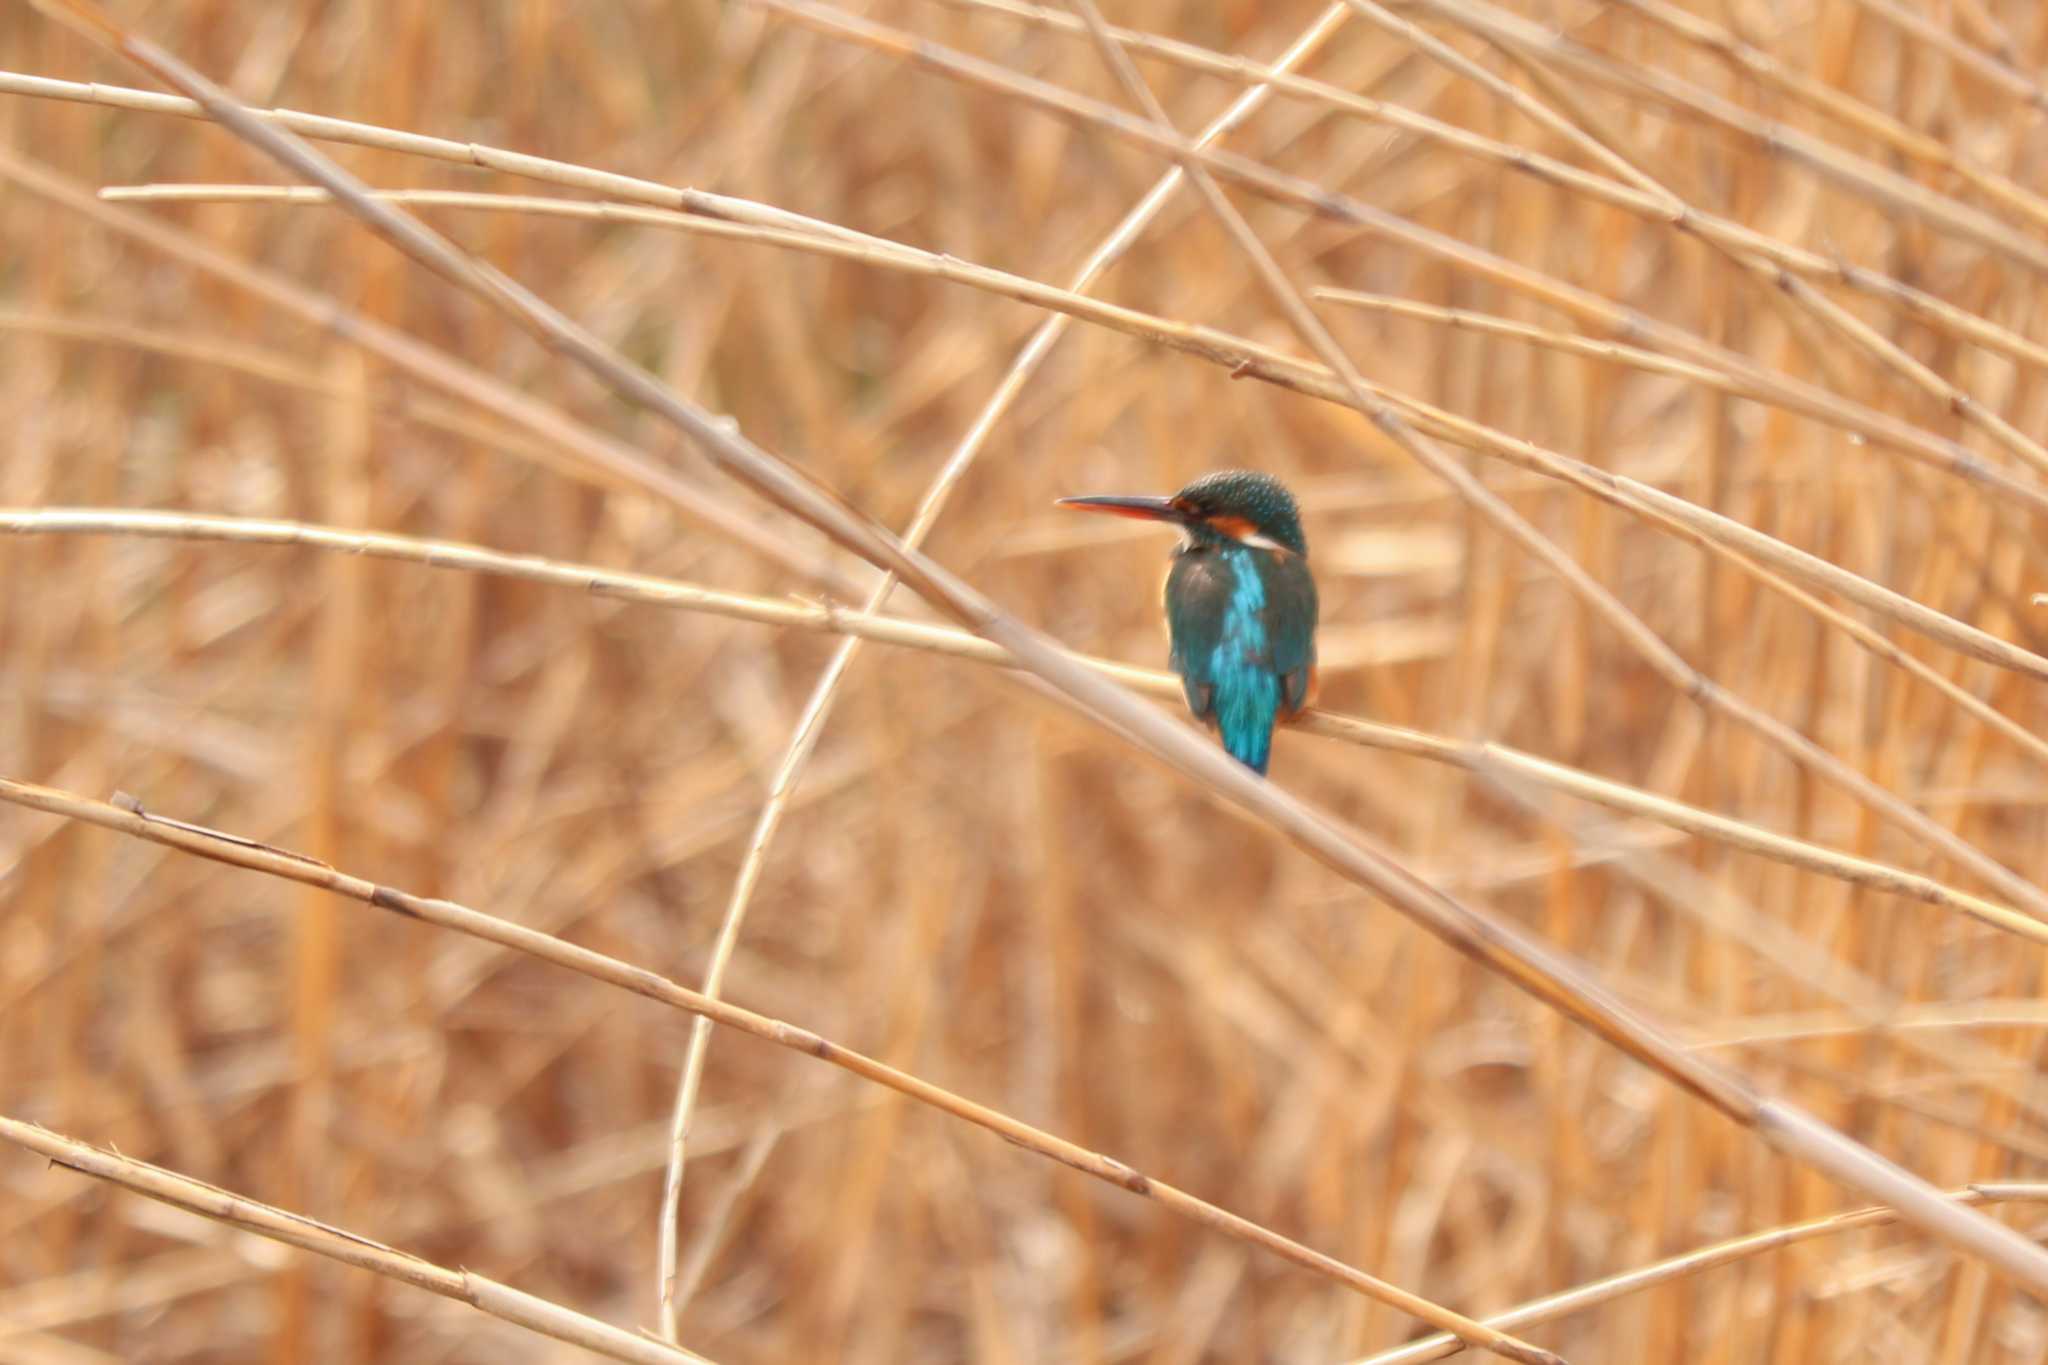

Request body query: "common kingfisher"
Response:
[1058, 470, 1318, 776]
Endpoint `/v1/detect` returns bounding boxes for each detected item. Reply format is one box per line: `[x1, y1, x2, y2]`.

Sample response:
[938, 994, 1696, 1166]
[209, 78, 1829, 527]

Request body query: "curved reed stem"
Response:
[927, 0, 2048, 378]
[0, 1116, 721, 1365]
[653, 4, 1353, 1339]
[0, 776, 1558, 1364]
[93, 188, 2048, 692]
[33, 0, 2048, 1307]
[1352, 1182, 2048, 1365]
[3, 503, 2035, 944]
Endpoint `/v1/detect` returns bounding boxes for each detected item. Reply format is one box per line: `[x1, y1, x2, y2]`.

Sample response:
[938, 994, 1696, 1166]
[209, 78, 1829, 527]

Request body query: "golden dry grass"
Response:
[7, 0, 2048, 1360]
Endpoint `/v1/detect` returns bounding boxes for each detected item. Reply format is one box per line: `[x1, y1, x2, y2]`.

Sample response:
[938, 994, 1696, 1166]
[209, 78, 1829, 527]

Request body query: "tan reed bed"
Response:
[7, 0, 2048, 1360]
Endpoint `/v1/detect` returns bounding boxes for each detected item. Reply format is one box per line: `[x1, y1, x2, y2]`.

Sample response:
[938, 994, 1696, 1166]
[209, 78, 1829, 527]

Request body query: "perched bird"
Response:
[1058, 470, 1318, 775]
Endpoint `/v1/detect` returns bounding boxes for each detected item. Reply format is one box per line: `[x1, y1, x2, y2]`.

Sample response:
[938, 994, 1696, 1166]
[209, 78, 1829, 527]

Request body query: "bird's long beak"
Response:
[1055, 493, 1187, 525]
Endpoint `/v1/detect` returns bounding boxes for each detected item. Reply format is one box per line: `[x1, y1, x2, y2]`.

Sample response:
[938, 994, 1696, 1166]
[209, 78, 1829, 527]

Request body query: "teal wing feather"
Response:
[1166, 546, 1316, 775]
[1164, 550, 1224, 720]
[1268, 551, 1318, 716]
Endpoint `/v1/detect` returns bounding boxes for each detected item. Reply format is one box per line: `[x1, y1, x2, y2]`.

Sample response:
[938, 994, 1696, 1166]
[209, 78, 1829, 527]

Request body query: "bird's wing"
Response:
[1164, 550, 1228, 722]
[1268, 551, 1319, 715]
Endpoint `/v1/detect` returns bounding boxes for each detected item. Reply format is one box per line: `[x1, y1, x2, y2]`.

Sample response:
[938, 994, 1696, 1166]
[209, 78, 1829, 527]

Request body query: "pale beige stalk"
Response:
[0, 1115, 721, 1365]
[653, 2, 1353, 1340]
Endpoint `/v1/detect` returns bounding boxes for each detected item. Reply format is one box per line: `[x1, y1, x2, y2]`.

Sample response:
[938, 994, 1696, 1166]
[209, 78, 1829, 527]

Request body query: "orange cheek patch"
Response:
[1208, 514, 1257, 540]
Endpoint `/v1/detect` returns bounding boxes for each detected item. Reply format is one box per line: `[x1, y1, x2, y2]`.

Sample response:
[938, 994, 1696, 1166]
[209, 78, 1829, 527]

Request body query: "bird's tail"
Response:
[1212, 675, 1279, 776]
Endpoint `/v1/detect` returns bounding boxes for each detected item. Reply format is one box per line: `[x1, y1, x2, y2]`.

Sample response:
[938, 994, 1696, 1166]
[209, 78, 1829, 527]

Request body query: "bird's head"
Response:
[1057, 469, 1307, 556]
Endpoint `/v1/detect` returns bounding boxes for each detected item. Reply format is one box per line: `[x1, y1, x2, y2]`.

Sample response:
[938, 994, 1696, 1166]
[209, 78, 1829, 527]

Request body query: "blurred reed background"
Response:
[7, 0, 2048, 1360]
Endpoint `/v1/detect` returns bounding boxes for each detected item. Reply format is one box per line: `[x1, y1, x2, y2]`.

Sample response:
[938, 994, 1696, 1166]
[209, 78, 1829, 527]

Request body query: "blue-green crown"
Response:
[1173, 470, 1307, 555]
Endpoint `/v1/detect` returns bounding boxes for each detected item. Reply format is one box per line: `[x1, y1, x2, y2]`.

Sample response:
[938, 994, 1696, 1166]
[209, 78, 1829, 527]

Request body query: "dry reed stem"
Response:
[1384, 2, 2048, 597]
[1316, 358, 2048, 768]
[1385, 0, 2048, 480]
[1057, 2, 2048, 1305]
[0, 1248, 254, 1345]
[1161, 898, 2048, 1347]
[24, 52, 2047, 508]
[935, 0, 2048, 378]
[665, 1127, 783, 1321]
[104, 185, 1927, 456]
[0, 1116, 721, 1365]
[1352, 1183, 2048, 1365]
[1475, 758, 2048, 1140]
[724, 3, 2048, 615]
[741, 0, 2048, 928]
[1699, 1003, 2048, 1051]
[1352, 0, 1661, 199]
[1944, 0, 2023, 61]
[758, 0, 2048, 509]
[1609, 0, 2048, 234]
[24, 0, 2048, 1342]
[8, 506, 2033, 946]
[0, 308, 623, 484]
[1849, 0, 2048, 109]
[654, 3, 1353, 1339]
[891, 0, 2048, 1292]
[1412, 0, 2048, 270]
[29, 0, 1802, 1188]
[0, 70, 885, 239]
[1084, 0, 2046, 1310]
[0, 777, 1555, 1362]
[1024, 0, 2048, 1301]
[0, 150, 859, 596]
[733, 0, 2048, 941]
[98, 185, 2048, 705]
[31, 26, 2048, 391]
[32, 37, 2031, 609]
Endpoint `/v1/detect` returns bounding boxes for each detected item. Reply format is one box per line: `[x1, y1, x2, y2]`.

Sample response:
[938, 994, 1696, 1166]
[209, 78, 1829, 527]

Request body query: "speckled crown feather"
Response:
[1172, 469, 1307, 555]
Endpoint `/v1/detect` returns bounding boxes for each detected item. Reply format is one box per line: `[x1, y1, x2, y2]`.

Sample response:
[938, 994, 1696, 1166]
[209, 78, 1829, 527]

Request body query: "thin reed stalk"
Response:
[0, 1115, 722, 1365]
[4, 504, 2030, 944]
[14, 0, 2048, 1356]
[653, 2, 1352, 1339]
[0, 775, 1559, 1363]
[1353, 1183, 2048, 1365]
